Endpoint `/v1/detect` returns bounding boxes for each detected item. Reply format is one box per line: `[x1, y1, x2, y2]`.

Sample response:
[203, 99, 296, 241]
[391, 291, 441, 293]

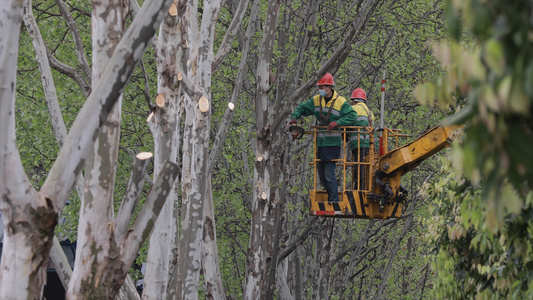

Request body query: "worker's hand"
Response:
[285, 119, 297, 131]
[327, 122, 338, 130]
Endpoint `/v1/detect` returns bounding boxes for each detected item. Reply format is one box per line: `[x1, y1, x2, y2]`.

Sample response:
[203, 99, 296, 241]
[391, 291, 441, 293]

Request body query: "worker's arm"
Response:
[290, 98, 315, 120]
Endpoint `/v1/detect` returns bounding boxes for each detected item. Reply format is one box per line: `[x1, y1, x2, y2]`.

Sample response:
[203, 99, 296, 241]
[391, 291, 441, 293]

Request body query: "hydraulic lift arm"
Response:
[377, 125, 459, 176]
[370, 124, 460, 214]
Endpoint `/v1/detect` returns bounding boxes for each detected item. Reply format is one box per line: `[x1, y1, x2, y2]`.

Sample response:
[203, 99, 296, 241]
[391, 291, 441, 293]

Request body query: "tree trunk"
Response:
[142, 5, 182, 299]
[1, 0, 171, 296]
[244, 1, 283, 299]
[0, 2, 54, 299]
[376, 214, 415, 299]
[202, 177, 225, 299]
[22, 0, 81, 290]
[171, 0, 223, 298]
[67, 1, 127, 297]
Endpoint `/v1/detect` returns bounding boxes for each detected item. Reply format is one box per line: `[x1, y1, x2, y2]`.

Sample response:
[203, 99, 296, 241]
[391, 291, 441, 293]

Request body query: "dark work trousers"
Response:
[352, 147, 369, 190]
[317, 146, 341, 202]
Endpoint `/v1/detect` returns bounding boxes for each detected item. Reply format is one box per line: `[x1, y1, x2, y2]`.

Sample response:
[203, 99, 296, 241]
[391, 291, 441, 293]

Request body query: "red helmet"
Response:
[316, 73, 334, 86]
[351, 88, 366, 101]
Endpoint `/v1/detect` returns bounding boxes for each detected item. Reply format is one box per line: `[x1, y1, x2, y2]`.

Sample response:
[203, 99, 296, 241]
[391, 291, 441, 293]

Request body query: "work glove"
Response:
[327, 121, 338, 130]
[285, 119, 297, 131]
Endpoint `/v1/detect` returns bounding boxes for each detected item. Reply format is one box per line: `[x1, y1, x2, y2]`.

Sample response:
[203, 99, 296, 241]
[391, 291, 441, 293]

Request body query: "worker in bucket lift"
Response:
[348, 88, 375, 190]
[287, 73, 357, 202]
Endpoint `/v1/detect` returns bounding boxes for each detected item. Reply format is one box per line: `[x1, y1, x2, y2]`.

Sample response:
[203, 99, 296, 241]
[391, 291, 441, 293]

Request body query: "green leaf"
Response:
[502, 183, 522, 215]
[484, 39, 505, 75]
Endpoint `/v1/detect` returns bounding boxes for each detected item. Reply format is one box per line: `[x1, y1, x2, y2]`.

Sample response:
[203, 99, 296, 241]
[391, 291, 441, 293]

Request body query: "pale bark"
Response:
[143, 5, 182, 299]
[22, 0, 81, 290]
[0, 0, 171, 298]
[202, 177, 225, 299]
[207, 0, 259, 175]
[115, 153, 153, 238]
[0, 1, 50, 298]
[67, 1, 127, 297]
[22, 2, 68, 149]
[275, 258, 292, 300]
[120, 275, 141, 300]
[49, 236, 73, 290]
[40, 0, 172, 210]
[171, 0, 223, 298]
[244, 1, 283, 299]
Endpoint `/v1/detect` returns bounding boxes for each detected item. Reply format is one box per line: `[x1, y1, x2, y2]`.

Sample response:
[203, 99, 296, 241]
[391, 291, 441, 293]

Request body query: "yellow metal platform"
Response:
[309, 190, 402, 219]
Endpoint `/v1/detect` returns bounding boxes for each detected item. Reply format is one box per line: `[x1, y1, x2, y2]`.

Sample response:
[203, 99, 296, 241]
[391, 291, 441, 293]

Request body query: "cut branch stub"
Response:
[146, 111, 154, 122]
[136, 152, 153, 160]
[155, 94, 165, 107]
[169, 3, 177, 16]
[228, 102, 235, 111]
[199, 96, 209, 112]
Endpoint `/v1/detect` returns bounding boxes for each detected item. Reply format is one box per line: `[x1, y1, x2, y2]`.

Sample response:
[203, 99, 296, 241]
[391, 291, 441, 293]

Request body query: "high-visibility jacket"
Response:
[349, 102, 374, 150]
[291, 90, 357, 147]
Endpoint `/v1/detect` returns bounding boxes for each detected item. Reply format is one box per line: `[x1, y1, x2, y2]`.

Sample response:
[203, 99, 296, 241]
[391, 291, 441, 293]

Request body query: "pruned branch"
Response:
[40, 0, 174, 212]
[174, 66, 203, 99]
[207, 0, 260, 174]
[115, 152, 153, 241]
[122, 160, 179, 268]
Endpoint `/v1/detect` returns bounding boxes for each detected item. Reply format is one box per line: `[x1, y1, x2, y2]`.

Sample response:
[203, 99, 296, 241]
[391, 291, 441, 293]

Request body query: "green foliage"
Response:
[424, 158, 533, 299]
[415, 0, 533, 213]
[419, 1, 533, 298]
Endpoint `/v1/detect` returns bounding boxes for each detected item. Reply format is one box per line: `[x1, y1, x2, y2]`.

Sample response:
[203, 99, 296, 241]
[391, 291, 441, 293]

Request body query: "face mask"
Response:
[319, 89, 327, 97]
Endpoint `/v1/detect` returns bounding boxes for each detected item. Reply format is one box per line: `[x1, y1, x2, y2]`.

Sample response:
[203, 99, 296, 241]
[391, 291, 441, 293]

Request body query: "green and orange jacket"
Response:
[290, 90, 357, 147]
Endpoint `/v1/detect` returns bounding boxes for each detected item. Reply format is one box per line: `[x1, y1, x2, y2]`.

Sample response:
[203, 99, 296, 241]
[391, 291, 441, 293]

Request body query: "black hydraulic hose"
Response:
[375, 170, 393, 198]
[375, 170, 394, 212]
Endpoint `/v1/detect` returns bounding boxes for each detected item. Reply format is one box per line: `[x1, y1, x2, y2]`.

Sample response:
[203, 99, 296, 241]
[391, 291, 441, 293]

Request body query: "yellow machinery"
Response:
[308, 124, 459, 219]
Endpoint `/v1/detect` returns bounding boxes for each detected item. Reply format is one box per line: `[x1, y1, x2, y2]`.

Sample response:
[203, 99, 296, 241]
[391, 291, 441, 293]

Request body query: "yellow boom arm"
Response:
[377, 125, 459, 176]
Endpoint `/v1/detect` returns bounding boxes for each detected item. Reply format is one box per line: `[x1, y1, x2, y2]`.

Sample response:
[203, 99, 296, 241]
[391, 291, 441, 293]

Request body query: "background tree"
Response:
[5, 0, 464, 298]
[0, 0, 176, 298]
[417, 0, 533, 298]
[210, 0, 450, 298]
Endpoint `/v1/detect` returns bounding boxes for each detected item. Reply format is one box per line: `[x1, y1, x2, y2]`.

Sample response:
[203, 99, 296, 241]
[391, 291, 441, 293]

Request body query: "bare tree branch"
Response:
[122, 160, 179, 266]
[47, 49, 91, 97]
[207, 0, 260, 174]
[40, 0, 174, 212]
[273, 0, 381, 133]
[211, 0, 250, 71]
[278, 217, 318, 262]
[55, 0, 92, 84]
[115, 152, 153, 242]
